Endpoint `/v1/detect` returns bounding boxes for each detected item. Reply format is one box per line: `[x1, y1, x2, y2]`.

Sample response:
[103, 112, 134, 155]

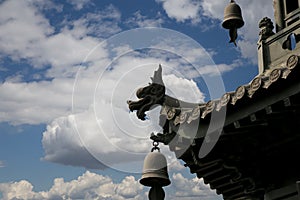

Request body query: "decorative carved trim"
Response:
[232, 86, 245, 105]
[201, 100, 216, 119]
[128, 55, 299, 126]
[216, 93, 231, 111]
[248, 77, 262, 98]
[286, 55, 299, 70]
[270, 68, 281, 82]
[174, 111, 188, 126]
[187, 106, 201, 123]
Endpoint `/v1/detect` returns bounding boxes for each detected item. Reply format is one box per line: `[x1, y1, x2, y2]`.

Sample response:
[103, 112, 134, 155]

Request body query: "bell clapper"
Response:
[149, 185, 165, 200]
[229, 27, 238, 46]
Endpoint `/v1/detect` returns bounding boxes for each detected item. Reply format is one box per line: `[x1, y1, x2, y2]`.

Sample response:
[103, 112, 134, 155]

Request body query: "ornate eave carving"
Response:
[128, 54, 299, 139]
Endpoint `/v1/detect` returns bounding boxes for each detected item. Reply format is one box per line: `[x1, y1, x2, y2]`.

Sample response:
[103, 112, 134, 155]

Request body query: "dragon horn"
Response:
[152, 64, 164, 86]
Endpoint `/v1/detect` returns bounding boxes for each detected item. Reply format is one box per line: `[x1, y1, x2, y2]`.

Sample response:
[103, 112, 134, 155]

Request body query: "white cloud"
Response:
[0, 0, 220, 126]
[170, 173, 221, 200]
[0, 1, 245, 199]
[0, 26, 209, 171]
[0, 0, 119, 70]
[197, 62, 240, 77]
[0, 171, 221, 200]
[126, 11, 164, 28]
[0, 0, 54, 64]
[115, 176, 143, 198]
[164, 74, 205, 102]
[0, 80, 73, 125]
[238, 40, 259, 64]
[201, 1, 226, 20]
[41, 115, 107, 169]
[0, 0, 218, 175]
[62, 5, 122, 39]
[0, 14, 219, 170]
[168, 159, 185, 171]
[41, 60, 205, 170]
[156, 0, 201, 23]
[0, 180, 39, 200]
[0, 1, 122, 125]
[67, 0, 92, 10]
[0, 9, 213, 169]
[0, 160, 4, 167]
[0, 171, 145, 200]
[30, 0, 64, 12]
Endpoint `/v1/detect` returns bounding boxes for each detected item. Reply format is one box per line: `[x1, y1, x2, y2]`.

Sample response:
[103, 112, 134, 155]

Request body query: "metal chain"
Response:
[151, 141, 160, 152]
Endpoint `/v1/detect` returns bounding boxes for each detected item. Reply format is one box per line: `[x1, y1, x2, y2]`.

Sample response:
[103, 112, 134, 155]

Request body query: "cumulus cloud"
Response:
[41, 115, 107, 169]
[0, 4, 213, 170]
[0, 171, 144, 200]
[156, 0, 201, 23]
[164, 74, 205, 102]
[40, 29, 216, 170]
[170, 173, 221, 200]
[0, 6, 209, 169]
[0, 171, 220, 200]
[42, 62, 205, 170]
[0, 0, 224, 176]
[168, 159, 185, 171]
[0, 1, 250, 199]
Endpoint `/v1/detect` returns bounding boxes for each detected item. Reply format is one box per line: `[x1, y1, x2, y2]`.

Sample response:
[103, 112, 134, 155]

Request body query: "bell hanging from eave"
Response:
[222, 0, 244, 46]
[140, 142, 170, 200]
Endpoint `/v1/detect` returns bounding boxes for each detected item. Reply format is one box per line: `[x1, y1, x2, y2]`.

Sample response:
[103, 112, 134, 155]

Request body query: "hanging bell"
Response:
[140, 149, 171, 187]
[222, 0, 244, 29]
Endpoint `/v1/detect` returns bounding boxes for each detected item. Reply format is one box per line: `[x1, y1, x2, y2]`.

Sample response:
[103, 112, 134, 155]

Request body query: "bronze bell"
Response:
[222, 0, 244, 29]
[140, 150, 171, 187]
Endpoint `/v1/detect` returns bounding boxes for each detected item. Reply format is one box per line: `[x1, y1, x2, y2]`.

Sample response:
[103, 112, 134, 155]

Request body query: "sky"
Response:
[0, 0, 275, 199]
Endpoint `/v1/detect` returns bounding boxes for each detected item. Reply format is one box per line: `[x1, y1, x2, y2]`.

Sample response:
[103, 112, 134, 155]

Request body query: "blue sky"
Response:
[0, 0, 274, 199]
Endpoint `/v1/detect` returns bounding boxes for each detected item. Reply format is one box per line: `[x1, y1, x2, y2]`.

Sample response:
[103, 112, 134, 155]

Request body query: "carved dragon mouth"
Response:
[128, 95, 160, 120]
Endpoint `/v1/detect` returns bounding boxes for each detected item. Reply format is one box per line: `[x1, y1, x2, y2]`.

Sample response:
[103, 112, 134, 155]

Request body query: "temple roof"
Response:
[163, 55, 300, 199]
[128, 54, 300, 200]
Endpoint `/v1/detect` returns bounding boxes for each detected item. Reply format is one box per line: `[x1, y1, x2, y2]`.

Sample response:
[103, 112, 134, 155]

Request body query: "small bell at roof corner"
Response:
[140, 142, 171, 200]
[222, 0, 244, 47]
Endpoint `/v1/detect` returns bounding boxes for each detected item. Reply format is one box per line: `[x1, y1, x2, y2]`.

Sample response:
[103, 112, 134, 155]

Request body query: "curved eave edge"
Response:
[160, 54, 299, 126]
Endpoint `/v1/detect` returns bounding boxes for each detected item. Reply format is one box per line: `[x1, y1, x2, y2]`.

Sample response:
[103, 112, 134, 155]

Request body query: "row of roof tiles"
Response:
[161, 54, 299, 125]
